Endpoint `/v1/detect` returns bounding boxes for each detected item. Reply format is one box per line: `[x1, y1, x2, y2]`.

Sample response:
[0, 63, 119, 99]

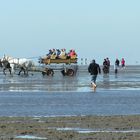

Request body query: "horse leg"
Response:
[23, 67, 28, 75]
[18, 69, 22, 75]
[18, 67, 23, 75]
[18, 67, 25, 75]
[9, 68, 12, 75]
[25, 68, 29, 75]
[3, 68, 6, 75]
[10, 64, 15, 74]
[22, 67, 26, 75]
[23, 69, 26, 75]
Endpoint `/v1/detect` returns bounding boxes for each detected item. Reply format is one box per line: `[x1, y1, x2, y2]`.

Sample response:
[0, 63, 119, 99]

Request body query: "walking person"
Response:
[102, 58, 109, 74]
[88, 59, 101, 90]
[106, 57, 110, 73]
[121, 58, 125, 68]
[114, 58, 120, 74]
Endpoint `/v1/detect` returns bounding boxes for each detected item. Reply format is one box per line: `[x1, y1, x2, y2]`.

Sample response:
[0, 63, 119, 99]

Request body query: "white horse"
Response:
[1, 55, 34, 75]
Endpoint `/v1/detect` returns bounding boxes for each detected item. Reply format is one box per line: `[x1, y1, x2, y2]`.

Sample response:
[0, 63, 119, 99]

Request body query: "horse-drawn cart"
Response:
[0, 54, 78, 76]
[38, 57, 78, 76]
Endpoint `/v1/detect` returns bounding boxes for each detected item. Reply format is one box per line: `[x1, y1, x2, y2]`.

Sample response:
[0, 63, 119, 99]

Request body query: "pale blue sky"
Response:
[0, 0, 140, 65]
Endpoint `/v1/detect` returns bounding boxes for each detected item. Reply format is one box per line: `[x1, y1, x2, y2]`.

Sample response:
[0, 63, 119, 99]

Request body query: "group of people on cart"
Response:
[46, 48, 77, 59]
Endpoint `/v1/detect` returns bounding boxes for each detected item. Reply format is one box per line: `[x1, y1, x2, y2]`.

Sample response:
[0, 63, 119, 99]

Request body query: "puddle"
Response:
[78, 130, 140, 134]
[49, 127, 140, 134]
[15, 135, 47, 139]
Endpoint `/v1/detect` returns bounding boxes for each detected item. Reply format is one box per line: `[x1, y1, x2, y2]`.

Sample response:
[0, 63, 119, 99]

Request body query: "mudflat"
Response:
[0, 66, 140, 139]
[0, 115, 140, 140]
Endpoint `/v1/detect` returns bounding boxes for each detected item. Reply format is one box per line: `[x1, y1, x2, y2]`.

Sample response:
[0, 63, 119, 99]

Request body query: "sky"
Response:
[0, 0, 140, 65]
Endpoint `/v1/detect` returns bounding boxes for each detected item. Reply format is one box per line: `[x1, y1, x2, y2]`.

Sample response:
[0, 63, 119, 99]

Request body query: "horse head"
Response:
[1, 55, 13, 62]
[1, 55, 10, 66]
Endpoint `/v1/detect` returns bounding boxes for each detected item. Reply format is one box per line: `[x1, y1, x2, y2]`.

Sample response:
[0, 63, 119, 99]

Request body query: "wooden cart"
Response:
[38, 57, 78, 76]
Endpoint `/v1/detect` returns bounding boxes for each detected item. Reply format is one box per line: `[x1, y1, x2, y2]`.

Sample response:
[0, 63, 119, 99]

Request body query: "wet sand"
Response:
[1, 65, 140, 92]
[0, 66, 140, 139]
[0, 115, 140, 139]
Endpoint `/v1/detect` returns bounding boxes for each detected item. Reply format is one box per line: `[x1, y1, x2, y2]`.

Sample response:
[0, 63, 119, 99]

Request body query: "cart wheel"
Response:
[67, 69, 75, 76]
[42, 68, 54, 76]
[42, 71, 46, 76]
[47, 69, 54, 76]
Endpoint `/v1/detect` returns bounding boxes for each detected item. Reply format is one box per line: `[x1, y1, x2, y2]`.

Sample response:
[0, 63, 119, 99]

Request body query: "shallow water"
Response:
[15, 135, 47, 139]
[1, 65, 140, 92]
[0, 90, 140, 116]
[49, 127, 140, 133]
[0, 65, 140, 116]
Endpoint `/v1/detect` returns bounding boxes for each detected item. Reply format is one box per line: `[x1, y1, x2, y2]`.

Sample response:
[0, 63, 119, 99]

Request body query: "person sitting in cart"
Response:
[59, 48, 67, 59]
[56, 49, 61, 59]
[50, 49, 57, 59]
[71, 50, 77, 59]
[46, 49, 53, 58]
[67, 49, 77, 59]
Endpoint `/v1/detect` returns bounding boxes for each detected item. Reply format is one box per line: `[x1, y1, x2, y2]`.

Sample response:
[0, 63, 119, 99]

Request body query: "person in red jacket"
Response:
[121, 58, 125, 68]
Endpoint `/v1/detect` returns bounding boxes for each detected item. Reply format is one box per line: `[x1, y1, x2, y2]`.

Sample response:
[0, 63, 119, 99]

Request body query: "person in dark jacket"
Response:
[88, 59, 101, 88]
[114, 58, 120, 74]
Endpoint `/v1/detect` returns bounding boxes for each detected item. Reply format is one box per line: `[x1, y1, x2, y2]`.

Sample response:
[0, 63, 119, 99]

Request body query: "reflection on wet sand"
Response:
[102, 74, 111, 89]
[0, 65, 140, 92]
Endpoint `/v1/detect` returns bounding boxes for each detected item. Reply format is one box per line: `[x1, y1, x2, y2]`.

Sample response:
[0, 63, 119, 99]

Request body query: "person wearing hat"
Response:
[88, 59, 101, 89]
